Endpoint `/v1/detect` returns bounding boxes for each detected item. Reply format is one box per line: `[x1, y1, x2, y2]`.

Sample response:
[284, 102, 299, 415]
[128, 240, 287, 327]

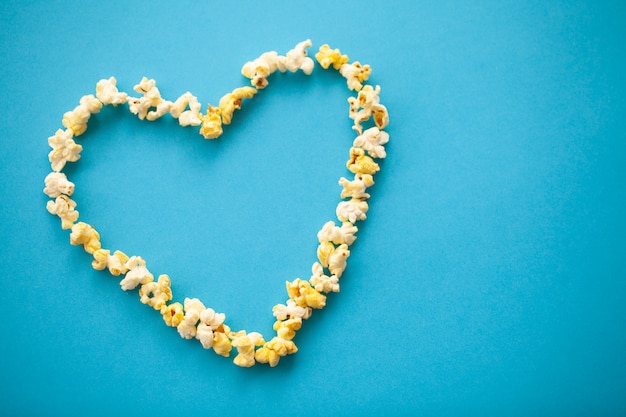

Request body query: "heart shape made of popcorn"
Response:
[44, 40, 389, 367]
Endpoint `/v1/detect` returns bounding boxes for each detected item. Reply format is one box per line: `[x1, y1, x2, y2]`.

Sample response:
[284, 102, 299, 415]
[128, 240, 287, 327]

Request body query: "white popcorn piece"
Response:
[170, 92, 202, 126]
[338, 173, 374, 200]
[177, 298, 206, 340]
[272, 299, 312, 321]
[96, 77, 128, 106]
[196, 307, 227, 349]
[283, 39, 314, 74]
[339, 61, 371, 91]
[48, 128, 82, 172]
[46, 195, 78, 229]
[241, 51, 285, 89]
[241, 40, 314, 89]
[353, 126, 389, 159]
[120, 256, 154, 291]
[336, 199, 369, 223]
[43, 172, 75, 198]
[327, 244, 350, 278]
[127, 77, 168, 121]
[310, 261, 339, 293]
[317, 220, 358, 246]
[348, 85, 389, 134]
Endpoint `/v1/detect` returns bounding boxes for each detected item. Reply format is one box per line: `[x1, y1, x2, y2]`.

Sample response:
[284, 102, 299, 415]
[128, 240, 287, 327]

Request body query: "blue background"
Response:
[1, 1, 625, 415]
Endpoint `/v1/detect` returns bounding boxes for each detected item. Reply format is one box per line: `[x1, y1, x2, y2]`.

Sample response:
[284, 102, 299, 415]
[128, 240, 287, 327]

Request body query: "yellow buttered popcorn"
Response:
[69, 222, 101, 254]
[161, 302, 184, 327]
[212, 326, 233, 357]
[62, 94, 102, 136]
[316, 240, 335, 268]
[199, 105, 223, 139]
[286, 278, 326, 309]
[327, 243, 350, 278]
[347, 147, 380, 175]
[91, 249, 129, 276]
[231, 331, 265, 367]
[255, 337, 298, 367]
[139, 274, 172, 310]
[219, 86, 257, 125]
[315, 44, 349, 70]
[273, 318, 302, 340]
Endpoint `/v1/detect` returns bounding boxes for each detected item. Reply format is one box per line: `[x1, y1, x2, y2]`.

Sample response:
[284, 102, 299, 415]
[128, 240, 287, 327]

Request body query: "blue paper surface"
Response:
[1, 1, 625, 416]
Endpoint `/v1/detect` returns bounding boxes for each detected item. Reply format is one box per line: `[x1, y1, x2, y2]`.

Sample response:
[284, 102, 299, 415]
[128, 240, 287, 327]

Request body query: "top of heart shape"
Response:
[44, 39, 390, 368]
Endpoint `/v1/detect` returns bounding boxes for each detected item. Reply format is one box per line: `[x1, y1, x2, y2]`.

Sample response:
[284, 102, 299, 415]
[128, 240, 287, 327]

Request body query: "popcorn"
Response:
[199, 105, 223, 139]
[241, 40, 314, 88]
[96, 77, 128, 106]
[348, 85, 389, 134]
[336, 198, 369, 223]
[272, 299, 312, 321]
[120, 255, 154, 291]
[127, 77, 169, 121]
[169, 92, 202, 126]
[43, 172, 75, 198]
[242, 51, 285, 89]
[161, 302, 184, 327]
[218, 86, 257, 125]
[314, 44, 349, 70]
[196, 307, 227, 349]
[48, 128, 82, 172]
[176, 297, 206, 339]
[273, 318, 302, 340]
[339, 62, 372, 91]
[327, 243, 350, 278]
[309, 261, 339, 293]
[91, 249, 129, 276]
[212, 326, 233, 357]
[283, 39, 314, 74]
[139, 274, 172, 310]
[231, 331, 265, 367]
[353, 127, 389, 159]
[255, 337, 298, 367]
[62, 95, 102, 136]
[317, 241, 352, 277]
[347, 147, 380, 175]
[46, 195, 78, 229]
[339, 173, 374, 200]
[317, 240, 335, 268]
[317, 220, 358, 246]
[286, 278, 326, 309]
[69, 222, 101, 254]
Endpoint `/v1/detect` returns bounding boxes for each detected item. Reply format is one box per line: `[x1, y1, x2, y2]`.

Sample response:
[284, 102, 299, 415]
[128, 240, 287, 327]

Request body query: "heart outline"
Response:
[44, 40, 390, 367]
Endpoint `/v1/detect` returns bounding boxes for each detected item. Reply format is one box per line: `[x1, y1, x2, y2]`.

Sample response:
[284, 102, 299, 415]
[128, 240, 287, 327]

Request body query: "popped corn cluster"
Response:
[43, 40, 389, 368]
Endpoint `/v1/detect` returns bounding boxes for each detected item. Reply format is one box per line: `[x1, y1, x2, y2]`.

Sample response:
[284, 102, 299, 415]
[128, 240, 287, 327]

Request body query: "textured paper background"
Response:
[1, 1, 625, 415]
